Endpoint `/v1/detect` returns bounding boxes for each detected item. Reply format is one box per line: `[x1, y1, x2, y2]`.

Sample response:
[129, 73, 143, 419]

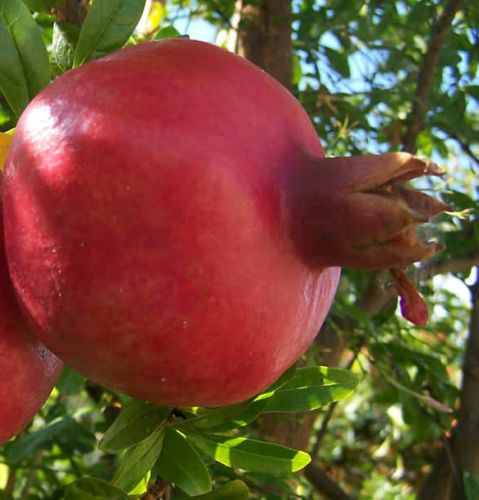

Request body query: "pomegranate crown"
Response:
[288, 152, 448, 325]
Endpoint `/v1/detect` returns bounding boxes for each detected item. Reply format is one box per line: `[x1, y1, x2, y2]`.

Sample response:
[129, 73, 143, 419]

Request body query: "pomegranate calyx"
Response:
[288, 152, 448, 271]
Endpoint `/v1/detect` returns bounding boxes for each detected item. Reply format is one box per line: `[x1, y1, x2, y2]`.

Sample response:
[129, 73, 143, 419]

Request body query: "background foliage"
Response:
[0, 0, 477, 498]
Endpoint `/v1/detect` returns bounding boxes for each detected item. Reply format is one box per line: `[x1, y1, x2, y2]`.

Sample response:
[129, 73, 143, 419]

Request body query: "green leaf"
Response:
[127, 471, 150, 495]
[175, 402, 251, 432]
[441, 190, 477, 211]
[185, 431, 311, 475]
[465, 85, 479, 101]
[0, 0, 51, 115]
[53, 21, 80, 72]
[65, 477, 128, 500]
[73, 0, 146, 67]
[111, 425, 165, 493]
[154, 25, 182, 40]
[22, 0, 53, 12]
[6, 417, 72, 464]
[324, 46, 350, 77]
[204, 366, 357, 432]
[156, 428, 211, 496]
[200, 399, 270, 433]
[292, 53, 303, 85]
[179, 367, 299, 432]
[56, 366, 85, 396]
[464, 471, 479, 500]
[254, 366, 359, 413]
[194, 480, 249, 499]
[100, 400, 171, 452]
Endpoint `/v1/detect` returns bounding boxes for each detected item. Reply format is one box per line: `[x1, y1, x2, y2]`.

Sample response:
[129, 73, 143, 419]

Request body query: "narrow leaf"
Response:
[6, 417, 72, 464]
[464, 471, 479, 500]
[324, 46, 350, 77]
[156, 428, 211, 496]
[466, 85, 479, 101]
[73, 0, 146, 67]
[100, 400, 171, 452]
[127, 471, 150, 495]
[154, 25, 182, 40]
[53, 21, 80, 72]
[185, 431, 311, 475]
[65, 477, 128, 500]
[56, 366, 85, 396]
[111, 425, 164, 493]
[195, 480, 249, 500]
[22, 0, 53, 12]
[256, 366, 358, 413]
[199, 398, 270, 433]
[206, 366, 357, 432]
[175, 402, 250, 431]
[0, 0, 51, 115]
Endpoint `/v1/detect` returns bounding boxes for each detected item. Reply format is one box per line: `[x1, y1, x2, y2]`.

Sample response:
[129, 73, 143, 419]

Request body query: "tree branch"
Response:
[402, 0, 463, 153]
[5, 467, 16, 496]
[304, 464, 352, 500]
[19, 451, 43, 500]
[438, 127, 479, 169]
[416, 250, 479, 282]
[355, 248, 479, 321]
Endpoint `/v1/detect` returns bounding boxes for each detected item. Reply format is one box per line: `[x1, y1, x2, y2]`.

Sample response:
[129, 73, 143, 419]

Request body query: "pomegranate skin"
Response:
[0, 201, 62, 444]
[3, 40, 340, 406]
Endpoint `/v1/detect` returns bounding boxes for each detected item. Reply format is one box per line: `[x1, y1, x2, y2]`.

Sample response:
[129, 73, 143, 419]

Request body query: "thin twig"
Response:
[5, 467, 16, 496]
[19, 451, 43, 500]
[437, 127, 479, 169]
[402, 0, 463, 153]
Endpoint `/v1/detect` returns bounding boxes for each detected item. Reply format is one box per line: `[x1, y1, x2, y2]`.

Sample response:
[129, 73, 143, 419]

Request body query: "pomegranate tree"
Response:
[3, 40, 446, 407]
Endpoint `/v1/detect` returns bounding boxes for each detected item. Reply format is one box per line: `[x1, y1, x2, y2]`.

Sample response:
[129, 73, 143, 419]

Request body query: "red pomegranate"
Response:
[3, 40, 446, 407]
[0, 193, 62, 444]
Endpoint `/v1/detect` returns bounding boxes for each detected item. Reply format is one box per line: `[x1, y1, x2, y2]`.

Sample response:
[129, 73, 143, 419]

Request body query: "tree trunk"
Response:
[420, 270, 479, 499]
[453, 272, 479, 474]
[236, 0, 292, 89]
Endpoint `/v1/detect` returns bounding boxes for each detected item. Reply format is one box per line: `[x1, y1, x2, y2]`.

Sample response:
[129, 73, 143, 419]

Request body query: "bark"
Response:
[417, 440, 458, 500]
[236, 0, 292, 89]
[418, 270, 479, 499]
[305, 464, 352, 500]
[453, 273, 479, 476]
[402, 0, 463, 153]
[256, 411, 318, 451]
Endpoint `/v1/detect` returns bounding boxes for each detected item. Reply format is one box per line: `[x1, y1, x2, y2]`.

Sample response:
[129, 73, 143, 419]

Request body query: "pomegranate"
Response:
[0, 189, 62, 444]
[3, 40, 446, 407]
